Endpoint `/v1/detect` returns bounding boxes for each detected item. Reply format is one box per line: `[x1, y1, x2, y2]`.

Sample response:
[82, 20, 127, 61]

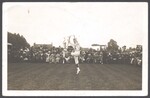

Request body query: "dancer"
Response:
[69, 36, 81, 74]
[63, 35, 81, 74]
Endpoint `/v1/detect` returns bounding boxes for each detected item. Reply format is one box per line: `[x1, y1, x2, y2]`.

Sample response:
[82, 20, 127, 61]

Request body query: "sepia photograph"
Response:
[2, 2, 148, 96]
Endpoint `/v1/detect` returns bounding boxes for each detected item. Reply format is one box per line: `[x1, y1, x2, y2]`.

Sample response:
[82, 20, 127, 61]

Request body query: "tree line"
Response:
[8, 32, 30, 51]
[8, 32, 140, 52]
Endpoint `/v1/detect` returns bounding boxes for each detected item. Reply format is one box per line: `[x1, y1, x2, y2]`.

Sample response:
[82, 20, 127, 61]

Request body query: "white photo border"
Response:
[2, 2, 148, 96]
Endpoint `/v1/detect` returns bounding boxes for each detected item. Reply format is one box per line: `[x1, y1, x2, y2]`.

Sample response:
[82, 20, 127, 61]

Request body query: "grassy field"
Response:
[8, 63, 142, 90]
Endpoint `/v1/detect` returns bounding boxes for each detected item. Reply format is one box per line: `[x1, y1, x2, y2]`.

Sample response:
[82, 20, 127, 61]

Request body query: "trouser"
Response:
[71, 51, 80, 65]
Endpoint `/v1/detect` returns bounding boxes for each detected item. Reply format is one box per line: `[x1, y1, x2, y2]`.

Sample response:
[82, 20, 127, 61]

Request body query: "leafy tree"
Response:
[107, 39, 119, 52]
[8, 32, 30, 51]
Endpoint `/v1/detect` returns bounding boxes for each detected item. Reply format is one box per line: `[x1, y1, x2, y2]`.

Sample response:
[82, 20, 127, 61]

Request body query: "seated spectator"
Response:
[55, 53, 61, 63]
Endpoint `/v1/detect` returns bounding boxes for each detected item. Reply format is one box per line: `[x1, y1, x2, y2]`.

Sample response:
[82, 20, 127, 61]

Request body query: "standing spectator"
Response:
[99, 51, 103, 64]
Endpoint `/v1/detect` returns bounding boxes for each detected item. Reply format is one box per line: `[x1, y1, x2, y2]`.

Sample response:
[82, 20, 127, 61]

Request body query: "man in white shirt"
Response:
[70, 36, 81, 74]
[63, 35, 81, 74]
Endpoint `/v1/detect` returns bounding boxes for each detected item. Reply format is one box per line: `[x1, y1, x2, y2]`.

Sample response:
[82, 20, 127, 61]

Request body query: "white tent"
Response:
[8, 43, 12, 46]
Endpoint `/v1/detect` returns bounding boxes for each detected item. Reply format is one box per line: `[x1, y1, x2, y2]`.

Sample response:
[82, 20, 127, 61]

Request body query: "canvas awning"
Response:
[8, 43, 12, 45]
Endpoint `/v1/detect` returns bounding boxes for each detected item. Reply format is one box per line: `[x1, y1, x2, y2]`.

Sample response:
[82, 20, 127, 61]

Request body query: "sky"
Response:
[3, 2, 148, 48]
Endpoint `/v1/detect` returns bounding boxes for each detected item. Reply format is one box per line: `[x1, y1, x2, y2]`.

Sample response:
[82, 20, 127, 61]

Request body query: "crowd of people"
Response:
[8, 44, 142, 66]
